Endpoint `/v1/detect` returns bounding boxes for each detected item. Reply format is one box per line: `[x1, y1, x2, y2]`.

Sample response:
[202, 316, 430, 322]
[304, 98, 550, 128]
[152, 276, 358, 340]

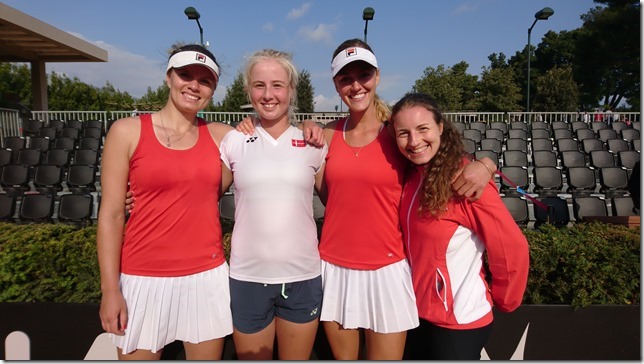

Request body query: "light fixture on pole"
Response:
[526, 7, 554, 114]
[184, 6, 204, 46]
[362, 7, 375, 43]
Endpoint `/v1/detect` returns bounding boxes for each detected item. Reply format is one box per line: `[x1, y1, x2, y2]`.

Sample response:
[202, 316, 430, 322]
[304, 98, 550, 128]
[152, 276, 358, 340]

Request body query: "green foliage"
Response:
[0, 223, 100, 303]
[296, 69, 315, 113]
[0, 63, 32, 109]
[136, 84, 170, 111]
[220, 72, 248, 112]
[523, 222, 640, 308]
[533, 30, 578, 72]
[574, 1, 640, 110]
[478, 66, 522, 112]
[0, 221, 640, 307]
[48, 72, 101, 111]
[412, 62, 479, 112]
[100, 82, 137, 111]
[534, 66, 580, 111]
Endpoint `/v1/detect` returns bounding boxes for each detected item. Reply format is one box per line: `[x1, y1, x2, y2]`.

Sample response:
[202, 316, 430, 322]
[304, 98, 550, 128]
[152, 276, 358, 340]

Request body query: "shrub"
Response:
[523, 222, 640, 308]
[0, 221, 639, 307]
[0, 223, 101, 303]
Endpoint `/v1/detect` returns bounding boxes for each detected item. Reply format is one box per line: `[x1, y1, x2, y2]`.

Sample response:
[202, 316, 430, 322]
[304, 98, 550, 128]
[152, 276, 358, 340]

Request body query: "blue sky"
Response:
[4, 0, 599, 112]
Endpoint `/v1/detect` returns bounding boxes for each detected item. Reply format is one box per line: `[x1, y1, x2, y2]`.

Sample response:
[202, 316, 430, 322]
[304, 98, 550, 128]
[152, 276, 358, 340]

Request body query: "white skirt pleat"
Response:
[320, 259, 419, 334]
[111, 264, 233, 355]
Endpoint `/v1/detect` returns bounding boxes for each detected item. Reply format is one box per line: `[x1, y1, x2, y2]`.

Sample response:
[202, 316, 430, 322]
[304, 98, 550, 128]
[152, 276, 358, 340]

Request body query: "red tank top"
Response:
[121, 114, 225, 277]
[319, 118, 409, 270]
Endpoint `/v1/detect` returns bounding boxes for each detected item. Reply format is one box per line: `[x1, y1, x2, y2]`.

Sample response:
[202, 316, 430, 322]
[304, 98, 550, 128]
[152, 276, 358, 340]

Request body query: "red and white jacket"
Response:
[400, 166, 530, 330]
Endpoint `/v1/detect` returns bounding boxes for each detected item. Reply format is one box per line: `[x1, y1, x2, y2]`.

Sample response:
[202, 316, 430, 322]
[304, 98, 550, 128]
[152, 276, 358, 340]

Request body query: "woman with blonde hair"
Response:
[316, 39, 496, 360]
[221, 49, 327, 360]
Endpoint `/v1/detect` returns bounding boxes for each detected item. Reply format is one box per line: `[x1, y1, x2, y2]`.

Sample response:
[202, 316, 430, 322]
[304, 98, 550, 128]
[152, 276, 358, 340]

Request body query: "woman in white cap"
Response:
[97, 44, 235, 360]
[317, 38, 496, 360]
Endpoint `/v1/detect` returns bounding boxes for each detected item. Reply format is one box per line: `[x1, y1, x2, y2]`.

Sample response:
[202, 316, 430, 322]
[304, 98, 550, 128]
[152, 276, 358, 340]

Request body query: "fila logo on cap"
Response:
[346, 48, 357, 57]
[196, 53, 207, 63]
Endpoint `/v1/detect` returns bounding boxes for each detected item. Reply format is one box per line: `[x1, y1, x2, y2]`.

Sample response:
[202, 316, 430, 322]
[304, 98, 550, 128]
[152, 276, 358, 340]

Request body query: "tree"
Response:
[477, 66, 522, 112]
[99, 82, 136, 111]
[48, 72, 101, 111]
[136, 84, 169, 111]
[220, 72, 248, 112]
[574, 0, 640, 110]
[533, 30, 578, 72]
[296, 69, 315, 113]
[412, 62, 478, 111]
[0, 63, 31, 109]
[533, 66, 580, 112]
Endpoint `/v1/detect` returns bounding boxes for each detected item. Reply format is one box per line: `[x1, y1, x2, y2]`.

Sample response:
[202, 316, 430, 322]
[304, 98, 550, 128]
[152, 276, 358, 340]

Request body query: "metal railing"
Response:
[0, 109, 640, 143]
[0, 108, 21, 148]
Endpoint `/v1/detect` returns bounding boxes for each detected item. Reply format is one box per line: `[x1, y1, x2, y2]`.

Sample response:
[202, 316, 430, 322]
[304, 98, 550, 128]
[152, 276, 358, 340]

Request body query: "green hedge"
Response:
[0, 221, 639, 307]
[523, 222, 640, 307]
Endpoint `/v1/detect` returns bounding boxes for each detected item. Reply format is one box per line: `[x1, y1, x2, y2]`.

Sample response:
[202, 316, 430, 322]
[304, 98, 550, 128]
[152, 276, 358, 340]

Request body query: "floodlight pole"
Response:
[526, 7, 554, 114]
[363, 7, 375, 43]
[184, 6, 204, 46]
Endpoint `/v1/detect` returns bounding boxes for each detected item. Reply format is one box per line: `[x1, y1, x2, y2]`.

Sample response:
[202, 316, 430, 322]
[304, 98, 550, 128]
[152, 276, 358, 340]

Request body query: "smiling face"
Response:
[333, 61, 379, 113]
[167, 64, 217, 113]
[248, 58, 292, 124]
[392, 105, 443, 165]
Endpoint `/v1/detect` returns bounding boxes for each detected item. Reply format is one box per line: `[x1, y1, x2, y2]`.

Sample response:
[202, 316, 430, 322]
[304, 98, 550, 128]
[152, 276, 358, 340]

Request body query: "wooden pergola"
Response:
[0, 2, 108, 111]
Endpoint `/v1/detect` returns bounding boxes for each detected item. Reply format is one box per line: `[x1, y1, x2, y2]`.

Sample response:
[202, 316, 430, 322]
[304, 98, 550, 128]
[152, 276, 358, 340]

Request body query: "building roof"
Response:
[0, 2, 107, 63]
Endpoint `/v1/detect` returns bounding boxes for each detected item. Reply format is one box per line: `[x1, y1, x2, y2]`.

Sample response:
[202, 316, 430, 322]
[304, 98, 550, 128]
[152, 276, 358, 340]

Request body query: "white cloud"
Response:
[314, 94, 343, 112]
[454, 2, 478, 14]
[296, 23, 336, 44]
[287, 3, 312, 20]
[262, 22, 274, 32]
[48, 35, 164, 99]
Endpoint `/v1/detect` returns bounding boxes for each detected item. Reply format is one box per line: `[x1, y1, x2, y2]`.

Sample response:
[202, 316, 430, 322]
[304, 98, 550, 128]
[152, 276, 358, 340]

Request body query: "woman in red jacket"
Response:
[390, 92, 530, 360]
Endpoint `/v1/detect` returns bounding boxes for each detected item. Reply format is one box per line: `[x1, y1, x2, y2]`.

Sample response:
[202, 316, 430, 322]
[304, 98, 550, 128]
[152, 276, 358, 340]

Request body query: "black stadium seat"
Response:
[534, 196, 570, 229]
[58, 193, 94, 227]
[572, 195, 608, 221]
[19, 193, 55, 224]
[501, 196, 529, 226]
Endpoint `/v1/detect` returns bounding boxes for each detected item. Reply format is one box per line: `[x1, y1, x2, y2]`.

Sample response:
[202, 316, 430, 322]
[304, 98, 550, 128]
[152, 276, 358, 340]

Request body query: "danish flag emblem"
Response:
[291, 139, 306, 147]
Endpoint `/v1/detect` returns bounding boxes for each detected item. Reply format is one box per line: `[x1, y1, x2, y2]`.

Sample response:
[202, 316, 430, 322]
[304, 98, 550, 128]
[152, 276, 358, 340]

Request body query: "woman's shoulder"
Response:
[325, 119, 340, 129]
[107, 116, 140, 136]
[206, 121, 234, 144]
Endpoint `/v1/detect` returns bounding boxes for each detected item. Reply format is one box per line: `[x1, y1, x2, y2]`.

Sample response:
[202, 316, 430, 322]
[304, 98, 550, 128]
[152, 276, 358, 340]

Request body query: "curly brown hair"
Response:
[391, 93, 467, 217]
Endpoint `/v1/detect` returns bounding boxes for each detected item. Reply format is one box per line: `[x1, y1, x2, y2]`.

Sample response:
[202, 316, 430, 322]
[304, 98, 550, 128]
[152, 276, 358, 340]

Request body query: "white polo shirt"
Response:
[220, 124, 327, 284]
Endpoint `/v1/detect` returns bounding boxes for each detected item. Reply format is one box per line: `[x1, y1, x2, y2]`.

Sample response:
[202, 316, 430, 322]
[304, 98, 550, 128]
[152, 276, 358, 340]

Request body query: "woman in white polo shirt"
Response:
[219, 49, 327, 360]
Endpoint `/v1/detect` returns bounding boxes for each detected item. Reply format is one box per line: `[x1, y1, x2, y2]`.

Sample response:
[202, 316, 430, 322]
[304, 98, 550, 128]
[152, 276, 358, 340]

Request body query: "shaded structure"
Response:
[0, 2, 108, 111]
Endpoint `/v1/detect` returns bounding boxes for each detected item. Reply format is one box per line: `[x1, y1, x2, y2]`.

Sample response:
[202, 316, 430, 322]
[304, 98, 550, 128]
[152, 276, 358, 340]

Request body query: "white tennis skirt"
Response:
[320, 259, 419, 334]
[111, 263, 233, 355]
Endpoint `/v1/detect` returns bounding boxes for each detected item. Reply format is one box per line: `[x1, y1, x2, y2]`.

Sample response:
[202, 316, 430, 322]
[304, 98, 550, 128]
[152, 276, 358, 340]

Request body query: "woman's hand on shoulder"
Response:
[451, 158, 496, 201]
[301, 119, 325, 147]
[235, 115, 258, 135]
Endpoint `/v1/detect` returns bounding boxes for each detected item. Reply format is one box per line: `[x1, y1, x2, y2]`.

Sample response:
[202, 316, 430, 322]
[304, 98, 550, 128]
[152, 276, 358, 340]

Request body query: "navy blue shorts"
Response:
[230, 276, 322, 334]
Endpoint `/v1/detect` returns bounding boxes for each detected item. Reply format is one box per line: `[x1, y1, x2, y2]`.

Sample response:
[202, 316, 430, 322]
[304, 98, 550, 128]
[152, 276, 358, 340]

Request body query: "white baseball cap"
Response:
[331, 47, 378, 77]
[166, 50, 220, 81]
